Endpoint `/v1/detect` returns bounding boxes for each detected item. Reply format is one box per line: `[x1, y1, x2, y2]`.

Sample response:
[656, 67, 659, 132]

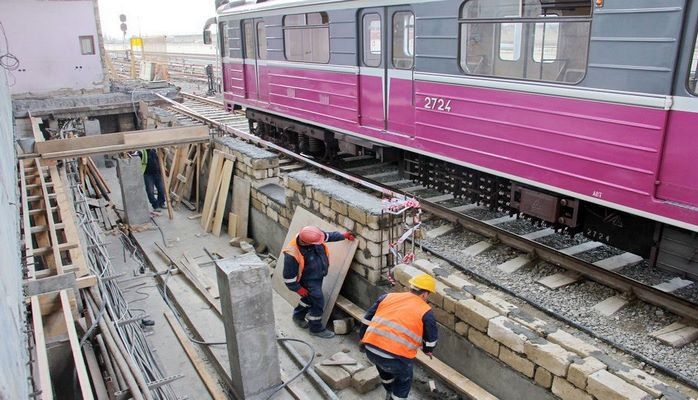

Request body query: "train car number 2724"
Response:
[424, 97, 452, 112]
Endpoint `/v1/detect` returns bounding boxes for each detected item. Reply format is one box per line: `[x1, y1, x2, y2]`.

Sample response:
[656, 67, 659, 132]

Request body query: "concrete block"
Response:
[116, 158, 151, 225]
[216, 254, 281, 399]
[535, 367, 553, 389]
[548, 329, 603, 358]
[351, 366, 380, 394]
[499, 346, 535, 378]
[432, 308, 455, 330]
[468, 327, 500, 357]
[463, 240, 494, 257]
[552, 376, 594, 400]
[392, 264, 423, 287]
[442, 287, 472, 313]
[455, 321, 469, 336]
[587, 370, 652, 400]
[427, 281, 449, 308]
[455, 299, 499, 332]
[475, 292, 518, 316]
[614, 368, 671, 399]
[330, 197, 348, 216]
[509, 310, 554, 336]
[568, 357, 606, 390]
[412, 258, 440, 275]
[488, 316, 534, 353]
[314, 363, 351, 390]
[348, 205, 368, 225]
[593, 295, 629, 316]
[439, 273, 474, 291]
[498, 255, 535, 273]
[524, 340, 574, 377]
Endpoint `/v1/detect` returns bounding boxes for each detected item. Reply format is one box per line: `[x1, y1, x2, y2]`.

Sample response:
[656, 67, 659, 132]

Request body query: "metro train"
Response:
[207, 0, 698, 272]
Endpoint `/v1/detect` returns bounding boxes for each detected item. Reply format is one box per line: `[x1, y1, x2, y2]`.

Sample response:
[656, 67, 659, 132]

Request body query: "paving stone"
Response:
[488, 316, 535, 353]
[351, 366, 380, 394]
[547, 329, 603, 358]
[552, 376, 594, 400]
[587, 370, 653, 400]
[524, 340, 575, 377]
[568, 357, 606, 389]
[499, 346, 534, 378]
[314, 363, 351, 390]
[456, 299, 499, 332]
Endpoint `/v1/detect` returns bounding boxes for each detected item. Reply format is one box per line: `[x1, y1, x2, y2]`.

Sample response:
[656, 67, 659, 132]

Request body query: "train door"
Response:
[241, 19, 268, 104]
[358, 8, 387, 131]
[387, 8, 415, 137]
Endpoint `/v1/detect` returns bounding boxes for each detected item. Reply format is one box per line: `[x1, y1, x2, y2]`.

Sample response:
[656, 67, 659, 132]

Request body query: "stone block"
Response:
[535, 367, 553, 389]
[475, 291, 518, 316]
[348, 205, 368, 225]
[455, 321, 469, 336]
[314, 363, 351, 390]
[468, 327, 500, 357]
[442, 287, 473, 314]
[587, 370, 652, 400]
[548, 329, 603, 358]
[488, 316, 533, 353]
[524, 340, 574, 377]
[499, 346, 535, 378]
[552, 377, 594, 400]
[509, 310, 555, 336]
[412, 259, 440, 275]
[330, 198, 348, 216]
[439, 273, 474, 291]
[456, 299, 499, 332]
[319, 204, 336, 220]
[428, 281, 449, 308]
[432, 308, 455, 330]
[352, 366, 380, 394]
[614, 368, 670, 399]
[286, 177, 304, 194]
[568, 357, 606, 390]
[314, 190, 331, 207]
[392, 264, 423, 287]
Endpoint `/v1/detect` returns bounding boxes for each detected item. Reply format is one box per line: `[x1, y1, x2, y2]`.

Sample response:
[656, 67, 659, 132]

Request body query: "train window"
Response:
[392, 12, 414, 69]
[257, 22, 267, 60]
[243, 20, 256, 59]
[220, 22, 229, 58]
[459, 0, 591, 83]
[363, 13, 381, 67]
[79, 36, 95, 55]
[283, 12, 330, 63]
[689, 31, 698, 94]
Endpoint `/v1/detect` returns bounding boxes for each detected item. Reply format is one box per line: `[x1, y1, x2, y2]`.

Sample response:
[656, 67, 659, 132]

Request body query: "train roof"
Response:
[217, 0, 440, 17]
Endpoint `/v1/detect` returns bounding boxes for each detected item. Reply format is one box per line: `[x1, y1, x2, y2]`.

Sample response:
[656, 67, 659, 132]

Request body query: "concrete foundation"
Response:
[116, 157, 151, 225]
[216, 253, 281, 399]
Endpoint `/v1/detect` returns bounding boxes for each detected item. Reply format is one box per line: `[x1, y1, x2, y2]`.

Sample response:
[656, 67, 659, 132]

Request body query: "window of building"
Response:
[243, 20, 256, 59]
[79, 36, 95, 55]
[459, 0, 592, 83]
[283, 12, 330, 63]
[363, 13, 381, 67]
[257, 22, 267, 60]
[392, 12, 414, 69]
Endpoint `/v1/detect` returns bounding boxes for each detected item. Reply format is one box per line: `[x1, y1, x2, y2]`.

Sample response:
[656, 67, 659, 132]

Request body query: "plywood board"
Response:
[231, 176, 251, 238]
[272, 207, 358, 327]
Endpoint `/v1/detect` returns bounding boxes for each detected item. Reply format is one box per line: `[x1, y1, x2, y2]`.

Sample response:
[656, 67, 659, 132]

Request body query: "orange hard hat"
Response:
[299, 226, 325, 245]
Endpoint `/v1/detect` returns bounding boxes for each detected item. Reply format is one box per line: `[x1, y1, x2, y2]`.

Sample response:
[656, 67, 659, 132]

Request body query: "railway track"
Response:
[160, 91, 698, 386]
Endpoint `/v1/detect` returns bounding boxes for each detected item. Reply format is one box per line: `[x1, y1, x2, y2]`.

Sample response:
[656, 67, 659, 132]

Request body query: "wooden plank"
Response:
[163, 311, 229, 400]
[37, 160, 64, 275]
[31, 295, 54, 400]
[52, 166, 89, 276]
[335, 295, 498, 400]
[271, 207, 358, 327]
[158, 149, 174, 220]
[227, 213, 238, 238]
[211, 160, 234, 237]
[24, 273, 76, 297]
[231, 176, 251, 239]
[61, 290, 95, 399]
[200, 151, 224, 229]
[19, 161, 36, 279]
[36, 126, 209, 159]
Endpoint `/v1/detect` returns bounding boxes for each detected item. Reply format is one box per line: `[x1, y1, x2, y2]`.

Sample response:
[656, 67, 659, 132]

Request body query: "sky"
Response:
[98, 0, 217, 39]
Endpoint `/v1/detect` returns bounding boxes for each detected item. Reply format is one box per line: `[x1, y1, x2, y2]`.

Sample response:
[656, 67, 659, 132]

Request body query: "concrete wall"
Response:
[0, 56, 30, 397]
[0, 0, 106, 96]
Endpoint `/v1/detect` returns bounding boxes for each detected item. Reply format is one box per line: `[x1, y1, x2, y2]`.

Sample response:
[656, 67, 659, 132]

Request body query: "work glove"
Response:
[343, 231, 355, 241]
[296, 287, 309, 297]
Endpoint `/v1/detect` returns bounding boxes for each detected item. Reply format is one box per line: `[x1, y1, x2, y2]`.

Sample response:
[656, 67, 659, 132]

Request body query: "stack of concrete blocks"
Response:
[314, 352, 381, 394]
[216, 137, 279, 181]
[392, 261, 694, 400]
[284, 170, 404, 284]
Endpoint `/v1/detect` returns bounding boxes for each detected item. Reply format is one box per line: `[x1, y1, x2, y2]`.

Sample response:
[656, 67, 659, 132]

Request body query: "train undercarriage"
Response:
[245, 108, 698, 278]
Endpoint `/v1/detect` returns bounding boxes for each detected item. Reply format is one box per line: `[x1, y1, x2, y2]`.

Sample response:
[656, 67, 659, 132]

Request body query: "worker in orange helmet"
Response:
[282, 225, 355, 338]
[360, 274, 438, 400]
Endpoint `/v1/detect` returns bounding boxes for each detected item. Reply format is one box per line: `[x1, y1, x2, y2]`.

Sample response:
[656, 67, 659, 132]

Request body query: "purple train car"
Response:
[210, 0, 698, 274]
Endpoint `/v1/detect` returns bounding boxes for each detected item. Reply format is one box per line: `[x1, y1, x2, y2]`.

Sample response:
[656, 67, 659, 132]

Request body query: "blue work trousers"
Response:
[143, 173, 166, 209]
[366, 350, 414, 399]
[293, 280, 325, 332]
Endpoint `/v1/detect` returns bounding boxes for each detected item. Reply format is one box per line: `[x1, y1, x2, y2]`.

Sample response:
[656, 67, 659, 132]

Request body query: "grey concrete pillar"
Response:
[116, 157, 151, 225]
[216, 253, 281, 400]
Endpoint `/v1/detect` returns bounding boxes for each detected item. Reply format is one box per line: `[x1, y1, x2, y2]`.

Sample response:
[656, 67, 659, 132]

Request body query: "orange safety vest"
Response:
[362, 292, 431, 359]
[282, 237, 329, 281]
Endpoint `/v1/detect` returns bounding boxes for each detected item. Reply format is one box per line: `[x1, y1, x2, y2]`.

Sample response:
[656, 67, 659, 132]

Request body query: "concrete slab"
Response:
[271, 206, 359, 328]
[537, 271, 581, 289]
[560, 241, 604, 255]
[652, 277, 694, 293]
[592, 295, 629, 316]
[483, 215, 517, 226]
[463, 240, 494, 257]
[649, 322, 698, 347]
[522, 228, 555, 241]
[498, 255, 535, 274]
[449, 204, 482, 213]
[593, 252, 643, 271]
[426, 224, 455, 239]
